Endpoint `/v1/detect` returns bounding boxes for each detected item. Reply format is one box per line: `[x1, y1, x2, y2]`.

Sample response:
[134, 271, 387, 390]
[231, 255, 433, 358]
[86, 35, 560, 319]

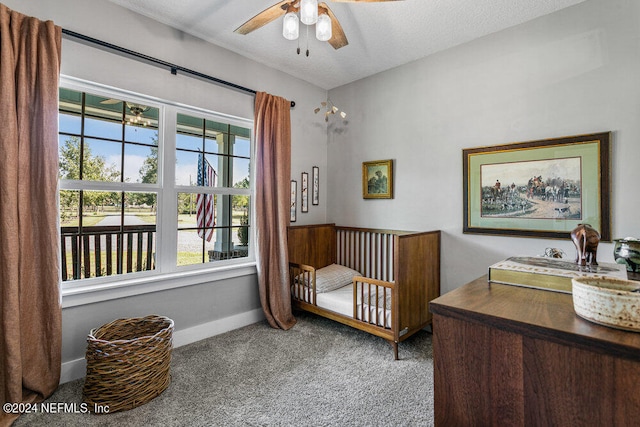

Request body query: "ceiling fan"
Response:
[100, 99, 152, 126]
[234, 0, 402, 54]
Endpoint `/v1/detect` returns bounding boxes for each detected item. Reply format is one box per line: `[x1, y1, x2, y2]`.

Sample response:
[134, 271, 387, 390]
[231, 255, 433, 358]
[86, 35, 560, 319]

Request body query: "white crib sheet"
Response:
[294, 284, 393, 328]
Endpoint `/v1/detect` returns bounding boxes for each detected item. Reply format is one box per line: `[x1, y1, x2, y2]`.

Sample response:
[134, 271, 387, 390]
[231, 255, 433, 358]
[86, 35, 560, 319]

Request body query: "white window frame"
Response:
[59, 76, 256, 308]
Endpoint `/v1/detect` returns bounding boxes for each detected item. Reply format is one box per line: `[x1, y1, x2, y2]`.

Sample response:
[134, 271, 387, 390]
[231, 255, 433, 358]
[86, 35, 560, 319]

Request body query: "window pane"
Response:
[177, 229, 205, 266]
[60, 190, 80, 227]
[176, 151, 224, 187]
[231, 227, 249, 259]
[232, 194, 250, 255]
[82, 190, 120, 226]
[124, 192, 157, 223]
[177, 113, 204, 136]
[85, 94, 123, 119]
[177, 192, 197, 218]
[177, 191, 224, 266]
[204, 135, 222, 154]
[233, 135, 251, 158]
[206, 228, 247, 261]
[59, 88, 82, 115]
[125, 122, 159, 145]
[83, 138, 121, 182]
[177, 192, 216, 229]
[176, 134, 203, 151]
[84, 117, 123, 140]
[230, 125, 251, 139]
[177, 229, 199, 266]
[176, 150, 199, 186]
[232, 195, 250, 224]
[60, 190, 80, 282]
[232, 157, 250, 188]
[205, 119, 228, 134]
[58, 135, 81, 180]
[124, 192, 157, 273]
[59, 113, 81, 135]
[204, 154, 224, 188]
[125, 144, 157, 184]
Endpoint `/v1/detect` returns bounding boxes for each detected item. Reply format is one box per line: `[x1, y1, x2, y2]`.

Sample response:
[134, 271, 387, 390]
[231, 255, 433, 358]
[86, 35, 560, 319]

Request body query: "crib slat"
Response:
[375, 285, 380, 326]
[375, 233, 380, 280]
[390, 235, 396, 281]
[385, 234, 390, 281]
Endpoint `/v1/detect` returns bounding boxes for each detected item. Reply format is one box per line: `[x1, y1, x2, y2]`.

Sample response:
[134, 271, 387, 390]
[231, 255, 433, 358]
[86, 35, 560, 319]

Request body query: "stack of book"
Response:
[488, 256, 628, 294]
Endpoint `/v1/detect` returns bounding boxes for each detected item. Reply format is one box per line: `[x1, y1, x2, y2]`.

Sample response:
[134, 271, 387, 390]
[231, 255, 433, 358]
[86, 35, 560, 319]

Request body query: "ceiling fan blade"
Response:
[320, 3, 348, 49]
[234, 1, 291, 35]
[100, 98, 122, 105]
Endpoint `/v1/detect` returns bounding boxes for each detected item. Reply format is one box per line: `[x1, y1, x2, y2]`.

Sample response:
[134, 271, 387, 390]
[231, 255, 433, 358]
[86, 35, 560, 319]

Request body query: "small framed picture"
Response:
[362, 159, 393, 199]
[290, 180, 297, 222]
[312, 166, 319, 205]
[301, 172, 309, 213]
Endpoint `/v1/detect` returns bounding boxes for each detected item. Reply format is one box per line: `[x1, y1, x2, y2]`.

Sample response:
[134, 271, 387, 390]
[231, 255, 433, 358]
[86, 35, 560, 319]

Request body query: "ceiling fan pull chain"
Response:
[306, 25, 310, 57]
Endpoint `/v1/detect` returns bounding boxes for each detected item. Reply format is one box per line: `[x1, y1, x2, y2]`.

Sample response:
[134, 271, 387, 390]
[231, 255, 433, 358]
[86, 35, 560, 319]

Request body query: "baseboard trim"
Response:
[172, 308, 265, 348]
[59, 308, 265, 384]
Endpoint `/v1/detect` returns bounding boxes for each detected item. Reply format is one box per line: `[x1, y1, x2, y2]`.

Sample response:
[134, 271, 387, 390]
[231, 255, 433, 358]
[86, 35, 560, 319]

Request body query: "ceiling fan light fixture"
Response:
[300, 0, 318, 25]
[282, 11, 299, 40]
[316, 13, 332, 42]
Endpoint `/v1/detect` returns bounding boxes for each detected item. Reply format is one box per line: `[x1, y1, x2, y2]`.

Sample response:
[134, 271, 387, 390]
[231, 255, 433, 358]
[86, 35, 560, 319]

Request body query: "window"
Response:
[175, 113, 252, 265]
[58, 81, 253, 286]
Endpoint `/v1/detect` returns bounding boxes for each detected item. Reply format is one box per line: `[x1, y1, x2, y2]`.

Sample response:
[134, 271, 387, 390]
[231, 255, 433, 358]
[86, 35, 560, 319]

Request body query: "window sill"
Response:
[61, 262, 257, 308]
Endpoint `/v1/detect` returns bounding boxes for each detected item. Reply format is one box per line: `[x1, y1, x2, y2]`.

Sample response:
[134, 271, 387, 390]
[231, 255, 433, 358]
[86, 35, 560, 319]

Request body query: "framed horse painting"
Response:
[463, 132, 611, 240]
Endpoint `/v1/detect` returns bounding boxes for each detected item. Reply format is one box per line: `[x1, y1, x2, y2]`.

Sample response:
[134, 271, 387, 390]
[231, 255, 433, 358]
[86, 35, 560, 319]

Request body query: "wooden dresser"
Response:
[430, 276, 640, 426]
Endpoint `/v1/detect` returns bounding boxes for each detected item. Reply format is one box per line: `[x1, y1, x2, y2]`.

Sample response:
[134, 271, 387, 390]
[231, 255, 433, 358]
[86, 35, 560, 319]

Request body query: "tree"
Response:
[138, 146, 158, 184]
[232, 163, 250, 211]
[59, 136, 118, 181]
[58, 136, 119, 220]
[130, 141, 158, 210]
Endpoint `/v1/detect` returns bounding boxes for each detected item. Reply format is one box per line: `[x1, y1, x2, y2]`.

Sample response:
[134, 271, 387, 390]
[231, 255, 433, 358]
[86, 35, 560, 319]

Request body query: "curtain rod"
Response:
[61, 29, 295, 108]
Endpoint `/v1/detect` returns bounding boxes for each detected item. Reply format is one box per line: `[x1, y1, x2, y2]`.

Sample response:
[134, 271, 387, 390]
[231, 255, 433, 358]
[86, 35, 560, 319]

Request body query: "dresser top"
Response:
[430, 275, 640, 359]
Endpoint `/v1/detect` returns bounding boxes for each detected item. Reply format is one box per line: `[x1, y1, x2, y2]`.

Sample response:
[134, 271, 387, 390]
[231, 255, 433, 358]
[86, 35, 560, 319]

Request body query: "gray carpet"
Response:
[14, 312, 434, 426]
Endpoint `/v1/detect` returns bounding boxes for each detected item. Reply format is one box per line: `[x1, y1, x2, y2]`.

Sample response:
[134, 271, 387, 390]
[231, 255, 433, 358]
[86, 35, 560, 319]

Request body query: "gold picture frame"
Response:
[362, 159, 393, 199]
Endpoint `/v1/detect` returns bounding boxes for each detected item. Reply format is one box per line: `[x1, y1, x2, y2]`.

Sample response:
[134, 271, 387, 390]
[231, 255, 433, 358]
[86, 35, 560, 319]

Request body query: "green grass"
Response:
[62, 249, 216, 280]
[60, 212, 158, 227]
[177, 252, 204, 266]
[135, 213, 157, 224]
[62, 250, 154, 280]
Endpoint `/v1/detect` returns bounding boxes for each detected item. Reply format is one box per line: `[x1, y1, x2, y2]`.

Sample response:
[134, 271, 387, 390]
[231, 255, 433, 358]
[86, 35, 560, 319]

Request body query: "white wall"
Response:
[327, 0, 640, 294]
[3, 0, 329, 381]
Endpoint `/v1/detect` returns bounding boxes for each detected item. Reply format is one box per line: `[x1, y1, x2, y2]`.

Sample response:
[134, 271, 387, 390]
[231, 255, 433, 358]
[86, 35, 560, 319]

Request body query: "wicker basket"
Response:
[82, 315, 174, 413]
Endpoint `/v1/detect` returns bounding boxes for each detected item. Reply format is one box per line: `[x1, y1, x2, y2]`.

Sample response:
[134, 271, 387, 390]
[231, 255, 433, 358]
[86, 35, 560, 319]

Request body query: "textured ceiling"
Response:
[106, 0, 587, 90]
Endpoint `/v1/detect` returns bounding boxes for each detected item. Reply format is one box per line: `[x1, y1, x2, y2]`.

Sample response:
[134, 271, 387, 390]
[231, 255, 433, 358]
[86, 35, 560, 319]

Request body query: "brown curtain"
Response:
[0, 4, 62, 425]
[254, 92, 296, 330]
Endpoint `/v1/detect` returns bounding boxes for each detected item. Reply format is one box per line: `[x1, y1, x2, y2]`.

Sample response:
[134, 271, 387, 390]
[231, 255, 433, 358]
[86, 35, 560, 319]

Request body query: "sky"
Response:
[481, 157, 581, 188]
[59, 114, 250, 186]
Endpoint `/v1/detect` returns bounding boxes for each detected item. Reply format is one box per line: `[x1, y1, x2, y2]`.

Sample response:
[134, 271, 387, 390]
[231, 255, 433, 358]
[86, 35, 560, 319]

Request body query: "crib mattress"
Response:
[294, 284, 393, 328]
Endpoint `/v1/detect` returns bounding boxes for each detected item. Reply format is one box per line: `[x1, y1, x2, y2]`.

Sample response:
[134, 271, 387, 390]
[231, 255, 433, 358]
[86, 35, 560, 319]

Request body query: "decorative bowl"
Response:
[613, 238, 640, 272]
[572, 277, 640, 332]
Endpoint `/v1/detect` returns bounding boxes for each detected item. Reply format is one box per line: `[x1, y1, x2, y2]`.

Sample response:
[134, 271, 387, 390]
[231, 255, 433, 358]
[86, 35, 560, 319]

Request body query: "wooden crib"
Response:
[288, 224, 441, 359]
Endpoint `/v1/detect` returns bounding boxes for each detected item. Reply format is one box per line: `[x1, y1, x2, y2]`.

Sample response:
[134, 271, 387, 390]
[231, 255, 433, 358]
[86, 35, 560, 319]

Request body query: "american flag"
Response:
[197, 153, 216, 242]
